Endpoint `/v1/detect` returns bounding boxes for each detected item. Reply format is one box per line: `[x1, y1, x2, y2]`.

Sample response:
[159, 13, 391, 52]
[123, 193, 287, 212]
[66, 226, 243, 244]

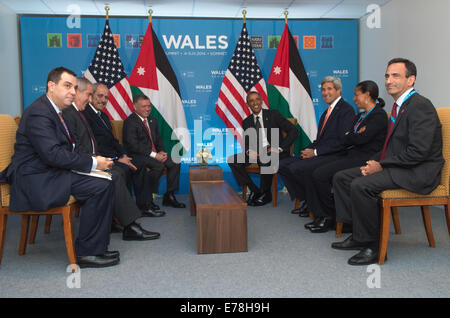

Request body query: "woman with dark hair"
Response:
[303, 80, 388, 233]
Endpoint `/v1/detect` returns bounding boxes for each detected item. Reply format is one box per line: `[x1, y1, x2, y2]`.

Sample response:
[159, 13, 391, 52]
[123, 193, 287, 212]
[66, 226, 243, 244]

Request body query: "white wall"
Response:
[360, 0, 450, 110]
[0, 2, 22, 116]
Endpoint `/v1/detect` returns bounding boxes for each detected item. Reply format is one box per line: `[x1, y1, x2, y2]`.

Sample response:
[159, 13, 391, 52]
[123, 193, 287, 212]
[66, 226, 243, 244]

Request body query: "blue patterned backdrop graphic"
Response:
[20, 16, 358, 194]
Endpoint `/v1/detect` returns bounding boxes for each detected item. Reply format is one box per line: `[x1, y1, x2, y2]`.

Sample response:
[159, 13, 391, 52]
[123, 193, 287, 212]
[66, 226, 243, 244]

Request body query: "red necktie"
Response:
[319, 105, 332, 135]
[379, 103, 398, 161]
[58, 113, 75, 148]
[143, 119, 157, 153]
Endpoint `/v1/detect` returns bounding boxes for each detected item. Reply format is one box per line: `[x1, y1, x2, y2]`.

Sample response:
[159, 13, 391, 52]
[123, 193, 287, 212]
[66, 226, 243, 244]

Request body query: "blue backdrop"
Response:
[20, 16, 358, 194]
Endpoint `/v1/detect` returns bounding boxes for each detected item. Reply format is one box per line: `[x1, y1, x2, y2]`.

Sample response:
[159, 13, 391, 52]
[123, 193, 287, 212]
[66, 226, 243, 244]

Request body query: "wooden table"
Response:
[190, 180, 247, 254]
[188, 165, 223, 216]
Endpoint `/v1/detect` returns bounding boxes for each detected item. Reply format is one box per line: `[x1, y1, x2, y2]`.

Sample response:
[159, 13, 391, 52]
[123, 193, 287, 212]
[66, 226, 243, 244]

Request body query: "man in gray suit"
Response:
[331, 58, 444, 265]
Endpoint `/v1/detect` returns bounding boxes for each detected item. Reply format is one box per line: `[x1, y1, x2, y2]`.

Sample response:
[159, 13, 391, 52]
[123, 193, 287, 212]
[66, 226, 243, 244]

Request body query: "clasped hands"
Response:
[360, 160, 383, 176]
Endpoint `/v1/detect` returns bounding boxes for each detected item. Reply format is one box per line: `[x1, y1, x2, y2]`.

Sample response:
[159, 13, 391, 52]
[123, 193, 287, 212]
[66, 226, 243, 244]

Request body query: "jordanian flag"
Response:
[128, 22, 190, 155]
[267, 24, 317, 154]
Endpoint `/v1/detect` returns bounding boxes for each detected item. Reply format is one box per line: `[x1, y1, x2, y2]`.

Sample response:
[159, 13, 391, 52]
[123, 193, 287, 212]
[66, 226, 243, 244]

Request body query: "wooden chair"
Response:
[336, 107, 450, 265]
[0, 114, 80, 271]
[110, 119, 124, 145]
[242, 118, 297, 207]
[13, 115, 21, 125]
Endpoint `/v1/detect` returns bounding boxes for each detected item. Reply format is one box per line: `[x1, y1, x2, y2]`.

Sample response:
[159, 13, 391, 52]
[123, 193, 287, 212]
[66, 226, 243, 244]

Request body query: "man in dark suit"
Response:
[331, 58, 444, 265]
[279, 76, 355, 219]
[83, 83, 165, 216]
[1, 67, 118, 268]
[63, 78, 161, 241]
[228, 91, 298, 206]
[123, 94, 185, 209]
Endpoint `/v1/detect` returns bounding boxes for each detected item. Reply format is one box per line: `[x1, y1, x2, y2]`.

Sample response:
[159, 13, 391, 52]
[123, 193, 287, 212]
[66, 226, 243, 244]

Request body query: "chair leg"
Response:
[391, 207, 402, 234]
[62, 207, 77, 272]
[295, 198, 300, 210]
[272, 173, 277, 207]
[336, 222, 343, 238]
[309, 211, 314, 220]
[19, 215, 30, 256]
[29, 215, 39, 244]
[445, 203, 450, 238]
[242, 185, 247, 201]
[378, 202, 391, 265]
[75, 209, 80, 218]
[44, 215, 52, 234]
[421, 206, 436, 248]
[0, 213, 8, 265]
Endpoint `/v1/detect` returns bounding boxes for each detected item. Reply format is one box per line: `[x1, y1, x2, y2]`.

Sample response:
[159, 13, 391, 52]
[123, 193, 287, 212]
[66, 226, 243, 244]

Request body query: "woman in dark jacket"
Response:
[304, 80, 388, 233]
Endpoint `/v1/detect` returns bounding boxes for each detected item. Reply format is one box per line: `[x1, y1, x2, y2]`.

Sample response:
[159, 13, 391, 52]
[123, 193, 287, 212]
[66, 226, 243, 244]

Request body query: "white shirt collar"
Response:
[89, 104, 100, 115]
[135, 112, 146, 122]
[329, 96, 342, 111]
[395, 88, 415, 107]
[46, 95, 62, 114]
[72, 102, 80, 112]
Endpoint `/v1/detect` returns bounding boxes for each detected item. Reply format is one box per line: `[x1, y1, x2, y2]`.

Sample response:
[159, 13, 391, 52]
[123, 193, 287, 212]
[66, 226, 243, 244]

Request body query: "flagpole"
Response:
[284, 10, 288, 24]
[148, 9, 153, 22]
[242, 9, 246, 23]
[105, 5, 110, 20]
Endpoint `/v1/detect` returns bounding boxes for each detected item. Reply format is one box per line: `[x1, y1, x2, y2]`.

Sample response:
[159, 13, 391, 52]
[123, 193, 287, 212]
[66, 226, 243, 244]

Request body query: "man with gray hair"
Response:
[279, 76, 354, 231]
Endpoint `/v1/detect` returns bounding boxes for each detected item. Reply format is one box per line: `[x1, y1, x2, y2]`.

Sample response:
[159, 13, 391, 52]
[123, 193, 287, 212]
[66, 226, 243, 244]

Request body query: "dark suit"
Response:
[333, 93, 444, 243]
[123, 112, 180, 197]
[279, 97, 355, 200]
[309, 104, 388, 218]
[63, 104, 141, 227]
[1, 95, 114, 256]
[228, 109, 298, 193]
[82, 105, 151, 209]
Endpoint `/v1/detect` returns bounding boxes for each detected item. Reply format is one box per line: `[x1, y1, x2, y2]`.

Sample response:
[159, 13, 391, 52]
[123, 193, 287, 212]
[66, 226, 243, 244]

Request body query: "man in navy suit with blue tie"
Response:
[1, 67, 119, 268]
[279, 76, 355, 227]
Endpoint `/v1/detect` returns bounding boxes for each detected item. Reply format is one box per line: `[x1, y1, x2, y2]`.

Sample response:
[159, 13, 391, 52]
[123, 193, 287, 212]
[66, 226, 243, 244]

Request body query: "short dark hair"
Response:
[133, 94, 150, 105]
[246, 91, 261, 103]
[46, 67, 77, 92]
[356, 80, 385, 108]
[388, 58, 417, 78]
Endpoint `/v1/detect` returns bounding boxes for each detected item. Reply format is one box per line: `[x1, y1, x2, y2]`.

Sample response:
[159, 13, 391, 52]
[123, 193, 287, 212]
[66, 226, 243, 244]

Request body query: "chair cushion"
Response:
[379, 185, 448, 199]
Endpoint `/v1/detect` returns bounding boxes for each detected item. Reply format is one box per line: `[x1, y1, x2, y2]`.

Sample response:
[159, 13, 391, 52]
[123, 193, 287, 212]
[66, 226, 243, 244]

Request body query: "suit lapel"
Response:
[389, 95, 413, 137]
[319, 98, 342, 136]
[45, 97, 73, 144]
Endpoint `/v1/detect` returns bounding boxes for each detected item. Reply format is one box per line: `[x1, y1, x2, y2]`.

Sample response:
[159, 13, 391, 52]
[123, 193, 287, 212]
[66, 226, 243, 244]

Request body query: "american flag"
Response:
[215, 23, 269, 145]
[84, 20, 134, 120]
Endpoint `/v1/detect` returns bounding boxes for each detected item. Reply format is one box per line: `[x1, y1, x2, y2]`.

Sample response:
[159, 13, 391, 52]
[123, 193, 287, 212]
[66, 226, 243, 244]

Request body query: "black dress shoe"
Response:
[304, 217, 322, 230]
[111, 222, 124, 233]
[247, 191, 260, 206]
[148, 200, 161, 211]
[141, 209, 166, 217]
[291, 201, 307, 214]
[163, 192, 186, 208]
[298, 210, 310, 218]
[99, 250, 120, 259]
[309, 217, 335, 233]
[76, 255, 120, 268]
[348, 247, 383, 266]
[122, 222, 161, 241]
[252, 191, 272, 206]
[331, 235, 368, 251]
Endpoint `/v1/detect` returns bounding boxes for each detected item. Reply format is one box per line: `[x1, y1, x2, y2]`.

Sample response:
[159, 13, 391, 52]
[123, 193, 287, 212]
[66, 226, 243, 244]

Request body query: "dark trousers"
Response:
[110, 165, 142, 227]
[70, 173, 114, 256]
[309, 155, 368, 218]
[227, 153, 273, 193]
[278, 155, 340, 201]
[333, 167, 398, 243]
[132, 155, 180, 207]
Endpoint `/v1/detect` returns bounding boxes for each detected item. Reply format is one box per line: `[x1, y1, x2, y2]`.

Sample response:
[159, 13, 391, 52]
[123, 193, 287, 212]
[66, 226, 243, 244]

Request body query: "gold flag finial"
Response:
[149, 9, 153, 22]
[284, 10, 288, 24]
[105, 5, 110, 20]
[242, 9, 247, 23]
